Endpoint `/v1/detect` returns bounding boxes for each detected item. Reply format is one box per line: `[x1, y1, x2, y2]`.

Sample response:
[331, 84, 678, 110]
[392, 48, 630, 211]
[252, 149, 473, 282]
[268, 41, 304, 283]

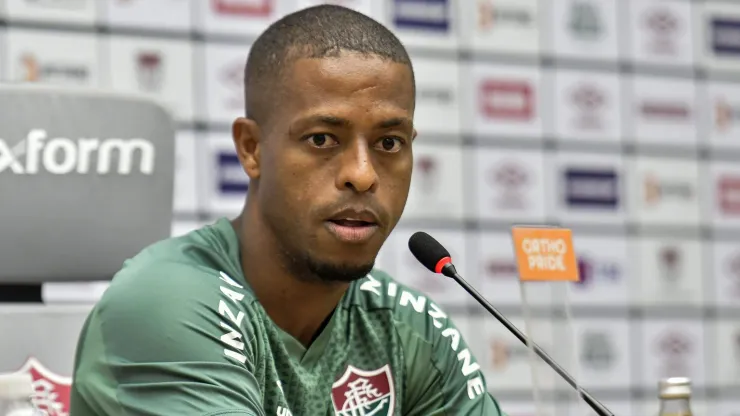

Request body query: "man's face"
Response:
[255, 52, 415, 282]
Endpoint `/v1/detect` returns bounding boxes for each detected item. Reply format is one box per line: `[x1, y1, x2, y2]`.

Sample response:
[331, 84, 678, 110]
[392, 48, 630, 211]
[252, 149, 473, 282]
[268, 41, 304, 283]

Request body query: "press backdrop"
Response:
[0, 0, 739, 415]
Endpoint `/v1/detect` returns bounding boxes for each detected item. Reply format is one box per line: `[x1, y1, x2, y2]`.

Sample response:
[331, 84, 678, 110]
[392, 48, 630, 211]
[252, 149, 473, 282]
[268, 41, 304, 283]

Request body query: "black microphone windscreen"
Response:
[408, 232, 451, 273]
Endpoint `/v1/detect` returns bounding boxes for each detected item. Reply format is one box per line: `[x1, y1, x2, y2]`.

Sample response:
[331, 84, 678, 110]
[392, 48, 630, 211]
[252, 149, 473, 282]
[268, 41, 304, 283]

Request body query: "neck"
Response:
[232, 208, 349, 347]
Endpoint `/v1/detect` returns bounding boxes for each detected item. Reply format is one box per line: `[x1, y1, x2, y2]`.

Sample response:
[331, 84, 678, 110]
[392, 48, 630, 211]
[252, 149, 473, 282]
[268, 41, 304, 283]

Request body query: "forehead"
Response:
[282, 53, 415, 115]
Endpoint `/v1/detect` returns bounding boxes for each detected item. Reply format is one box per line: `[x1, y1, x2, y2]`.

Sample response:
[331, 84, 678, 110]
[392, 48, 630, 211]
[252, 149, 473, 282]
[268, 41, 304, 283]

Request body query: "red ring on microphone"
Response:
[434, 256, 452, 274]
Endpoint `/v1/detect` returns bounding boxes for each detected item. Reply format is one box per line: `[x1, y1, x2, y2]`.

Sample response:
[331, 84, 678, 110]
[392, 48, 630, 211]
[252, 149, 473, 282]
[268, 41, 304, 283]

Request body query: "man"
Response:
[70, 5, 506, 416]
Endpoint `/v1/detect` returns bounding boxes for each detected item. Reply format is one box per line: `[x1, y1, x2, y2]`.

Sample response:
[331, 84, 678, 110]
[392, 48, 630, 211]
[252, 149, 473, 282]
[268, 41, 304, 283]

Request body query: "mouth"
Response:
[325, 211, 381, 244]
[327, 219, 376, 227]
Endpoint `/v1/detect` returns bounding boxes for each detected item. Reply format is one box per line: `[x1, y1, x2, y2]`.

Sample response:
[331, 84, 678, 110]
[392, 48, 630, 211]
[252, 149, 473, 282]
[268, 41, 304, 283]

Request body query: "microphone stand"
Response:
[442, 264, 615, 416]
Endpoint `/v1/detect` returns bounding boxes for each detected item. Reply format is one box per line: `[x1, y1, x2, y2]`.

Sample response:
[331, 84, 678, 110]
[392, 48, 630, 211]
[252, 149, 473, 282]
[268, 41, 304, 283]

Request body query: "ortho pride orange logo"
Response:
[511, 226, 580, 282]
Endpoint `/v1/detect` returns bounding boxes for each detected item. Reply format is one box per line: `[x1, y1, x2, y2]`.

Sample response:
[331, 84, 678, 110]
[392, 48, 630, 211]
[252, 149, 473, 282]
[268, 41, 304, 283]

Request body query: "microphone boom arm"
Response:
[441, 263, 615, 416]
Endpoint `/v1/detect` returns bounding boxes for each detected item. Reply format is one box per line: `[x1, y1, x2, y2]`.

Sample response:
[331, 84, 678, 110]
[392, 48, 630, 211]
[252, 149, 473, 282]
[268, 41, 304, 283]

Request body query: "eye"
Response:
[306, 133, 338, 148]
[376, 137, 404, 153]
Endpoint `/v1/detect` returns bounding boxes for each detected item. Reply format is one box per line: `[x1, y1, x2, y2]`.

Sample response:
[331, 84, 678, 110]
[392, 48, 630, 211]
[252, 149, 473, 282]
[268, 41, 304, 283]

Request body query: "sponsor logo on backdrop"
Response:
[724, 252, 740, 298]
[301, 0, 360, 8]
[575, 255, 621, 288]
[711, 17, 740, 56]
[218, 151, 248, 195]
[643, 7, 680, 55]
[570, 83, 605, 131]
[8, 357, 71, 416]
[643, 175, 693, 206]
[568, 0, 603, 41]
[211, 0, 272, 17]
[489, 162, 528, 209]
[716, 98, 740, 132]
[485, 257, 518, 279]
[331, 364, 395, 416]
[136, 51, 164, 92]
[490, 338, 529, 370]
[479, 80, 534, 120]
[658, 246, 683, 285]
[639, 100, 691, 122]
[393, 0, 449, 32]
[477, 1, 533, 32]
[580, 330, 615, 370]
[23, 0, 86, 10]
[718, 174, 740, 215]
[656, 331, 692, 379]
[0, 129, 155, 175]
[220, 61, 244, 110]
[417, 87, 454, 104]
[564, 167, 619, 209]
[326, 0, 358, 6]
[18, 53, 89, 84]
[414, 155, 439, 194]
[477, 1, 493, 30]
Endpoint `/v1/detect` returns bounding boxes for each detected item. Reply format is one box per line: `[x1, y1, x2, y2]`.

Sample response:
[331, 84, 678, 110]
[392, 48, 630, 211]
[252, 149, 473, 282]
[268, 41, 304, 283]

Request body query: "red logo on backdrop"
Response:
[718, 175, 740, 214]
[415, 155, 438, 194]
[220, 62, 242, 87]
[10, 357, 71, 416]
[640, 101, 690, 121]
[486, 258, 518, 278]
[644, 8, 679, 55]
[136, 51, 163, 92]
[331, 364, 395, 416]
[479, 80, 534, 120]
[659, 246, 682, 285]
[220, 61, 244, 109]
[571, 83, 605, 130]
[656, 331, 692, 378]
[658, 332, 691, 356]
[489, 162, 528, 209]
[211, 0, 272, 16]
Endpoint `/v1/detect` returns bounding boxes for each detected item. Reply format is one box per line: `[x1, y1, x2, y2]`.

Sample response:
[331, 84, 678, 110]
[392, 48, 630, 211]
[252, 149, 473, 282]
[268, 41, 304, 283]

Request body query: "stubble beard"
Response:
[270, 218, 376, 284]
[279, 240, 376, 284]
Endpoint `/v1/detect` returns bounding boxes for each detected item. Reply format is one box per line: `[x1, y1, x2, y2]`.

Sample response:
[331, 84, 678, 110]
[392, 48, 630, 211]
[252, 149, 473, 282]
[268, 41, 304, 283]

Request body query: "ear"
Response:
[232, 117, 261, 180]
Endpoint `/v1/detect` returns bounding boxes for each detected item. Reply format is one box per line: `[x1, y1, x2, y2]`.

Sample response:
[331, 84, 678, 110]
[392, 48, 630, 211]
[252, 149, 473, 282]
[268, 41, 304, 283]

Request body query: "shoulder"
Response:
[101, 220, 251, 311]
[85, 224, 257, 363]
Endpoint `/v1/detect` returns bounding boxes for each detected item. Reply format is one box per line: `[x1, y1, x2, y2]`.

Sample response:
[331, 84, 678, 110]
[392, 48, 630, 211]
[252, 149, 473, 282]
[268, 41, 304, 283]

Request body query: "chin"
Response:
[305, 256, 376, 283]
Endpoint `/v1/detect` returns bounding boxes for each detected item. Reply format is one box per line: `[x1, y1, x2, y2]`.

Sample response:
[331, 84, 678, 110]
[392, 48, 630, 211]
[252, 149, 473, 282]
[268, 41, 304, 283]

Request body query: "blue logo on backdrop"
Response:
[712, 17, 740, 56]
[565, 168, 619, 208]
[218, 152, 249, 195]
[576, 256, 621, 288]
[393, 0, 449, 32]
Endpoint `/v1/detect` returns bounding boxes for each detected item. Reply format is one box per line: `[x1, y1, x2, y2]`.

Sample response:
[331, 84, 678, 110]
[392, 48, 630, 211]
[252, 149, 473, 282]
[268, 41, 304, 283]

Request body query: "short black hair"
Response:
[244, 4, 414, 125]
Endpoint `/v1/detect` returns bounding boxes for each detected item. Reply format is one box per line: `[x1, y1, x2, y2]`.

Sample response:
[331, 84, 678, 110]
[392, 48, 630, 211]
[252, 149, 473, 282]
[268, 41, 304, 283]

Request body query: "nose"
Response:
[335, 139, 378, 193]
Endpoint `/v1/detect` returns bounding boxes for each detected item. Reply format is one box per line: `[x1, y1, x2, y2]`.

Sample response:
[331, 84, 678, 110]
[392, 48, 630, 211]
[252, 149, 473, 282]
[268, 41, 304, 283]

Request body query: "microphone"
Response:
[408, 231, 615, 416]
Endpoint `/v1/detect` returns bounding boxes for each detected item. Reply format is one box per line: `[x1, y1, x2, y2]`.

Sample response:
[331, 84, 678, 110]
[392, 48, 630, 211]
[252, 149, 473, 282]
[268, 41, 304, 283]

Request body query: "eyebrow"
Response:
[376, 117, 411, 129]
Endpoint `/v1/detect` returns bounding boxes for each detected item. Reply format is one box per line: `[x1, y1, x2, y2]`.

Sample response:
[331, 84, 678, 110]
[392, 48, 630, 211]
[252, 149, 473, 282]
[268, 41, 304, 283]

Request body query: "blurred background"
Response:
[0, 0, 739, 415]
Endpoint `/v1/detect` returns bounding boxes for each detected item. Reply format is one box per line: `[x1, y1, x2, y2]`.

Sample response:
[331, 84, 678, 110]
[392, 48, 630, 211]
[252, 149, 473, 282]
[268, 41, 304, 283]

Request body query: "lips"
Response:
[325, 208, 380, 244]
[329, 219, 375, 227]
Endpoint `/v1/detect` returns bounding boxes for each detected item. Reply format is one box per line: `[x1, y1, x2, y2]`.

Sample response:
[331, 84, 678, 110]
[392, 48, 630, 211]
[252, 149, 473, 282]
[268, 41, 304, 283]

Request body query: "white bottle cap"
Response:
[0, 373, 34, 399]
[659, 377, 692, 399]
